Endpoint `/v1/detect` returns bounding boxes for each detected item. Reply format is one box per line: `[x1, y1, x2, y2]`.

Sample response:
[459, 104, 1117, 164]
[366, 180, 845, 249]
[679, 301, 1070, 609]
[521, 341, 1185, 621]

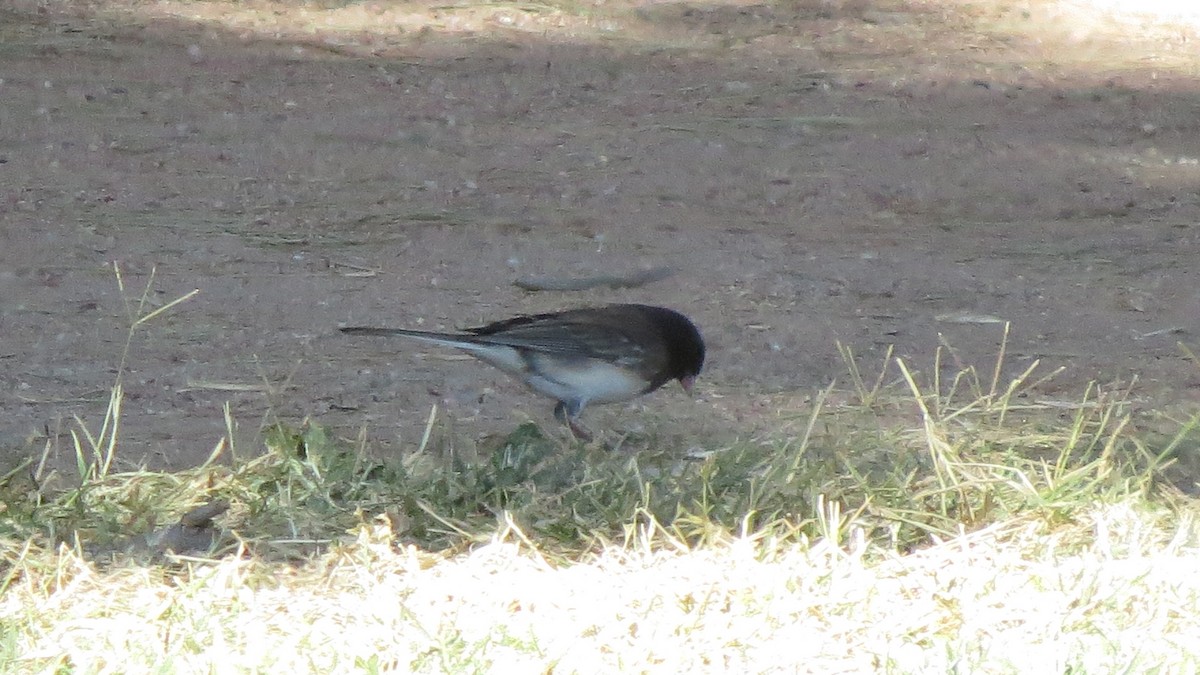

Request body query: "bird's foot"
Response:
[554, 401, 593, 442]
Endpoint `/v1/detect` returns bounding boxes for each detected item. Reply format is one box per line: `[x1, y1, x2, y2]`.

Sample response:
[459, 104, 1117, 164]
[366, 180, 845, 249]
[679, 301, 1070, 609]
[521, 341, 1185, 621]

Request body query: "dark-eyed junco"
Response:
[340, 304, 705, 439]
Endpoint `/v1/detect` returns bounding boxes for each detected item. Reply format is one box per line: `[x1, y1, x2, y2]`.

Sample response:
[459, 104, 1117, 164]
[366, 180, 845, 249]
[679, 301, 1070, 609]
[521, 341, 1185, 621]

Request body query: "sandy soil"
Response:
[2, 0, 1199, 473]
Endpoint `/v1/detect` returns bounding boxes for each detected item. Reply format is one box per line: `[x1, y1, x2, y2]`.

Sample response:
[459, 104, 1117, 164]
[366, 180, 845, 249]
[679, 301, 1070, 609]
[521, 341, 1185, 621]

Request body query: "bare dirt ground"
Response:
[2, 0, 1199, 473]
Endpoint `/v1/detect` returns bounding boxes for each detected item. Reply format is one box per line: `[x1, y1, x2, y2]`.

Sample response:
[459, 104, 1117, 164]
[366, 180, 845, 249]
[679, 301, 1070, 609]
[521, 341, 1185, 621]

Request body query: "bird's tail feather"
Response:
[341, 326, 525, 371]
[340, 326, 470, 347]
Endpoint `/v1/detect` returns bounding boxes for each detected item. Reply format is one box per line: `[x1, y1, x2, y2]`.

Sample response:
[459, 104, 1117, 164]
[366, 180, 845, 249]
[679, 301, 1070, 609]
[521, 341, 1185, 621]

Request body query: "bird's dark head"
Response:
[651, 306, 705, 392]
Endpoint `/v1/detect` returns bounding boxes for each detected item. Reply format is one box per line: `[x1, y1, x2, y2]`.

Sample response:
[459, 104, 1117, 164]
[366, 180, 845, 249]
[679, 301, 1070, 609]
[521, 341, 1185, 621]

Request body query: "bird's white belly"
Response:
[524, 358, 646, 405]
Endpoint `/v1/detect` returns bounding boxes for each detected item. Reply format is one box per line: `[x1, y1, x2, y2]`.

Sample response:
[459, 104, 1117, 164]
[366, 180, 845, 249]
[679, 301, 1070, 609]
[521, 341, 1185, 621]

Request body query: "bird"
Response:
[340, 304, 705, 440]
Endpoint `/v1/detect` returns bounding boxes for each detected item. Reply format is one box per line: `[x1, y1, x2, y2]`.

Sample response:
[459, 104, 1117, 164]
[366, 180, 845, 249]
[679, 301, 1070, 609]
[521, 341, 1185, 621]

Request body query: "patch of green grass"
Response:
[2, 335, 1188, 566]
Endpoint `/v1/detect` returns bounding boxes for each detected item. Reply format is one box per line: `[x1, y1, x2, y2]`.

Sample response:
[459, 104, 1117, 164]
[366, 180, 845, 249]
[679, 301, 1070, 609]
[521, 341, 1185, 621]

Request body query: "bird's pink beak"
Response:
[680, 375, 696, 394]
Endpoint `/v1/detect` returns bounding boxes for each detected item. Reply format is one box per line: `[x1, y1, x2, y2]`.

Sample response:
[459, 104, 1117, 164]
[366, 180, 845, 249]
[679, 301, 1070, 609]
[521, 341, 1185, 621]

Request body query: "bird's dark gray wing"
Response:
[467, 311, 656, 367]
